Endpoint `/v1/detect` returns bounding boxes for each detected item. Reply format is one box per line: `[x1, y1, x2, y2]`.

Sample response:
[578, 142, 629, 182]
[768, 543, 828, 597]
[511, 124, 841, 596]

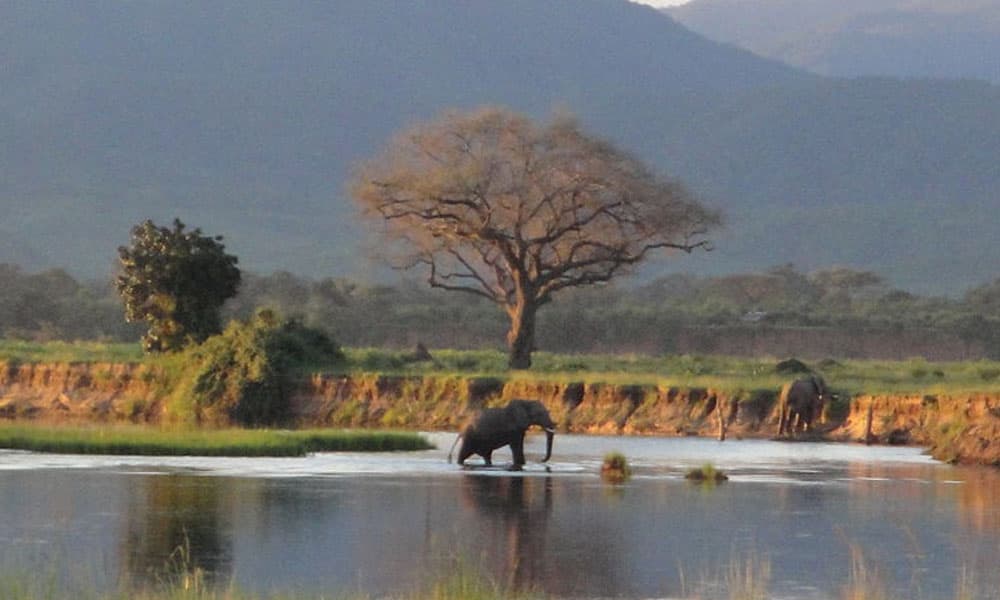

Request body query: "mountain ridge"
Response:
[667, 0, 1000, 82]
[2, 0, 998, 294]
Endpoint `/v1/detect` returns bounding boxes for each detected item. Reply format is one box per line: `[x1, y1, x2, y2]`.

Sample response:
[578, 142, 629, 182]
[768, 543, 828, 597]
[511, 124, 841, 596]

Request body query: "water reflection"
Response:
[121, 475, 234, 585]
[460, 475, 552, 591]
[846, 461, 1000, 533]
[3, 439, 1000, 599]
[955, 466, 1000, 533]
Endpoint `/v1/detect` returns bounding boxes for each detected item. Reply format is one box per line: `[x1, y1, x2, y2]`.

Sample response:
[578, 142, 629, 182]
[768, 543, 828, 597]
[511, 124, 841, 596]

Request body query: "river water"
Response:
[2, 433, 1000, 599]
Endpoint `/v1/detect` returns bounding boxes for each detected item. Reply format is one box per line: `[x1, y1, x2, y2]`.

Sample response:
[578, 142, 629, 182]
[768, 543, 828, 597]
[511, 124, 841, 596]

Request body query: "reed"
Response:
[842, 543, 890, 600]
[0, 423, 432, 456]
[723, 550, 771, 600]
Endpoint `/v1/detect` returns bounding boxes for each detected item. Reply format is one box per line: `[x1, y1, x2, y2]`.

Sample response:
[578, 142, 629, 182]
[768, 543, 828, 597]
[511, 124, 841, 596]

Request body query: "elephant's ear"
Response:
[511, 402, 531, 429]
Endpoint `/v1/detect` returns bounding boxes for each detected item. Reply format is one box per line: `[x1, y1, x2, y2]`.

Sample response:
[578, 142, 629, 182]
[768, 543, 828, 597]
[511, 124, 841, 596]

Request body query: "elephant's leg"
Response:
[457, 438, 474, 465]
[510, 432, 526, 466]
[482, 450, 493, 466]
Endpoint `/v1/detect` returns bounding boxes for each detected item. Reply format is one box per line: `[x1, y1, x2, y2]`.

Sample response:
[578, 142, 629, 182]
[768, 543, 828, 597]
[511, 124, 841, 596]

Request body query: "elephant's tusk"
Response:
[544, 427, 556, 433]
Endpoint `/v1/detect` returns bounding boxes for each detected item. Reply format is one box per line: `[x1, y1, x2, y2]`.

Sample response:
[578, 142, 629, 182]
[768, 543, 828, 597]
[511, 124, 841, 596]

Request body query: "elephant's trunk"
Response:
[541, 427, 554, 463]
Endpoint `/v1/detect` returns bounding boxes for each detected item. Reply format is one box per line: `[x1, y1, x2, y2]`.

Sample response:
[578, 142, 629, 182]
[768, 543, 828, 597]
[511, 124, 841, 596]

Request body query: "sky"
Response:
[632, 0, 691, 7]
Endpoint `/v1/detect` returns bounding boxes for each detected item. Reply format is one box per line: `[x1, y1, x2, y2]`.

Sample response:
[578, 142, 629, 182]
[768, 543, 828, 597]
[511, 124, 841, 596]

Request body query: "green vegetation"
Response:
[0, 423, 431, 456]
[337, 349, 1000, 395]
[116, 219, 241, 353]
[4, 341, 1000, 396]
[162, 310, 344, 425]
[600, 452, 632, 483]
[3, 264, 999, 362]
[0, 339, 142, 363]
[685, 463, 728, 483]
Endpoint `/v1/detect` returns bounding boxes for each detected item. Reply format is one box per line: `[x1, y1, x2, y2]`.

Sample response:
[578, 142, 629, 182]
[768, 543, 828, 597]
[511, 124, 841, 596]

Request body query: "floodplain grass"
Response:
[344, 348, 1000, 395]
[0, 423, 433, 456]
[4, 340, 1000, 395]
[0, 339, 142, 364]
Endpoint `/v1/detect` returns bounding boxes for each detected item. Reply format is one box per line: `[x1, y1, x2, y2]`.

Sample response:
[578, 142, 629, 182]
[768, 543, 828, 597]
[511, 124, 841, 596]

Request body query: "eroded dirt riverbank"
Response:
[1, 361, 998, 466]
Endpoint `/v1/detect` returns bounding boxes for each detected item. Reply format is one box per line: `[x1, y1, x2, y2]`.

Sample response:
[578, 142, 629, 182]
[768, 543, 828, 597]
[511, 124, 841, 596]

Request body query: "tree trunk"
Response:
[506, 299, 537, 370]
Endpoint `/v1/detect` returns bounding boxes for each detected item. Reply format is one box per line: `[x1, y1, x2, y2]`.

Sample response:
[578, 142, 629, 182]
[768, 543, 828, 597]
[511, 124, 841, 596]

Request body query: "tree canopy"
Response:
[352, 107, 720, 367]
[116, 219, 241, 352]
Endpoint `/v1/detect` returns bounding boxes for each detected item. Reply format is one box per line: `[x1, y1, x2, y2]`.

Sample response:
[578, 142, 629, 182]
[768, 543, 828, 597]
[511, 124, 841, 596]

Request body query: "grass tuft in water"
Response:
[600, 451, 632, 483]
[685, 462, 728, 483]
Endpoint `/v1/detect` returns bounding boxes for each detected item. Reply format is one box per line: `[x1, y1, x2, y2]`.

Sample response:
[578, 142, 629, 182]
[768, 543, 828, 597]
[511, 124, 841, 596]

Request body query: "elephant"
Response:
[777, 375, 829, 436]
[448, 399, 555, 468]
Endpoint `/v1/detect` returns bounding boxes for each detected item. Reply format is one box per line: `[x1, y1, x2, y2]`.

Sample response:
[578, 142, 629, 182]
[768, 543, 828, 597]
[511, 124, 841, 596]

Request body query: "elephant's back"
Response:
[784, 378, 818, 400]
[475, 408, 512, 429]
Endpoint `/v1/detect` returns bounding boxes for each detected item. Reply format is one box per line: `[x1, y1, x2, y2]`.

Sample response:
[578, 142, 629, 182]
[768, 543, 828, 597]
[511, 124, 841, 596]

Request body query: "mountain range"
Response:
[667, 0, 1000, 82]
[2, 0, 998, 295]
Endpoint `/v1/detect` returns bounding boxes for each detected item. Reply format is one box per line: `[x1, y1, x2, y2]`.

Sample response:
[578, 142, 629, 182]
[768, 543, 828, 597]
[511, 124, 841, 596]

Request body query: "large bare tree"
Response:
[352, 108, 720, 368]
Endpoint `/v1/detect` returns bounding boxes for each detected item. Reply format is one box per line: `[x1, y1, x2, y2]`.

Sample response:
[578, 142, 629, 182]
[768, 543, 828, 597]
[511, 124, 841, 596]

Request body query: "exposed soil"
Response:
[2, 361, 998, 466]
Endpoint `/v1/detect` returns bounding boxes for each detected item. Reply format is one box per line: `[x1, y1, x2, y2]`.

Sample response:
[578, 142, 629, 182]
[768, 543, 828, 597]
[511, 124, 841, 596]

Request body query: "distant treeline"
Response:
[2, 263, 998, 359]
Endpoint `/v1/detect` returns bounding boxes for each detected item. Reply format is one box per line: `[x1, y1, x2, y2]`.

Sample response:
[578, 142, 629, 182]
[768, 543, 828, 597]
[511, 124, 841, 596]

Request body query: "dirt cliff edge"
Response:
[2, 361, 998, 466]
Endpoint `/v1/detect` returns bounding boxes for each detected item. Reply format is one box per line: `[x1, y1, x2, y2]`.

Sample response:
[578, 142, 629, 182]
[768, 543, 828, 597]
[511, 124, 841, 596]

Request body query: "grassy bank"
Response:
[0, 339, 142, 363]
[346, 348, 1000, 394]
[4, 340, 1000, 395]
[0, 424, 432, 456]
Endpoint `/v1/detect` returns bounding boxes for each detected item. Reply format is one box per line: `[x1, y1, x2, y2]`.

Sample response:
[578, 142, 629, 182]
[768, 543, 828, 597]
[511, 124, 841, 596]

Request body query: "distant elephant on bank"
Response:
[448, 399, 555, 469]
[777, 375, 829, 436]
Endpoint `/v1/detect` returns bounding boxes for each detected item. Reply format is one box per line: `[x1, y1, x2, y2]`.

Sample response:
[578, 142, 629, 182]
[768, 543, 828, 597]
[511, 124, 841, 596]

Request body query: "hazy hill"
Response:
[2, 0, 998, 294]
[667, 0, 1000, 82]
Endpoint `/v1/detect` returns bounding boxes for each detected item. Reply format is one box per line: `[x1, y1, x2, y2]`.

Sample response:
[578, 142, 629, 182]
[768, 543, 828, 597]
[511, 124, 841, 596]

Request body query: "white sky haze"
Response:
[632, 0, 691, 7]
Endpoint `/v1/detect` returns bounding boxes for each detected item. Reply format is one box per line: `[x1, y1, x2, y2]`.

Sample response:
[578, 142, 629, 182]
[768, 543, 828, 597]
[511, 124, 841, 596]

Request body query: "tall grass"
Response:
[842, 543, 890, 600]
[0, 555, 542, 600]
[724, 550, 771, 600]
[0, 423, 432, 456]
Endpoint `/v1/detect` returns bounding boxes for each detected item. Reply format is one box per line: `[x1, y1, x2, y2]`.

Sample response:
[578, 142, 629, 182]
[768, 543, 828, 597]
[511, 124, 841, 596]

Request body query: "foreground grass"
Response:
[2, 549, 988, 600]
[0, 423, 432, 456]
[0, 567, 543, 600]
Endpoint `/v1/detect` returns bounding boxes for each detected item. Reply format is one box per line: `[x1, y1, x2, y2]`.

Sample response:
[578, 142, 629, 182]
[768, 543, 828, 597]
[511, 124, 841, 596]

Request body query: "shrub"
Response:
[775, 358, 811, 375]
[979, 367, 1000, 381]
[175, 309, 343, 426]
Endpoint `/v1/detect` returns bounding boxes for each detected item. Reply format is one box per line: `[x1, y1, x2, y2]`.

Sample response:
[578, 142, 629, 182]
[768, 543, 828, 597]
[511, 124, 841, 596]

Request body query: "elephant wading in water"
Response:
[777, 375, 829, 436]
[448, 399, 555, 469]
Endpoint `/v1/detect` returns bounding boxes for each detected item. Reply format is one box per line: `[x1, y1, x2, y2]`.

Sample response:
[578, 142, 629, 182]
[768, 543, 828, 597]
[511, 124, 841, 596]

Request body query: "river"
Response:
[2, 433, 999, 599]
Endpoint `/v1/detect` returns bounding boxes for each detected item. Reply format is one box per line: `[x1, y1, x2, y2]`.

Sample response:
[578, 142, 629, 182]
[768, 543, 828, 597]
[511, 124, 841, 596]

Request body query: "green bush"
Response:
[979, 367, 1000, 381]
[175, 310, 343, 426]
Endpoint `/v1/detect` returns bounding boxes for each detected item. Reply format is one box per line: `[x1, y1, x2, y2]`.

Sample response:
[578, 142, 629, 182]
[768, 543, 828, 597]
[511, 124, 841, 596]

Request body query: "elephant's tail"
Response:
[446, 433, 462, 463]
[777, 382, 792, 436]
